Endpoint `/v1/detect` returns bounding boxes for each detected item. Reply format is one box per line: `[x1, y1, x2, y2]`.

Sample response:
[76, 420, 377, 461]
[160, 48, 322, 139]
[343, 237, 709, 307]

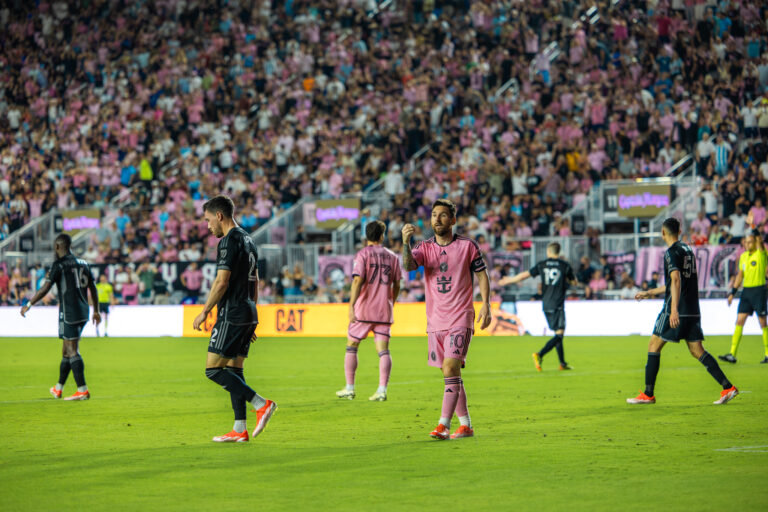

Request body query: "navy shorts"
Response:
[99, 303, 110, 315]
[652, 311, 704, 343]
[737, 286, 767, 317]
[59, 320, 86, 341]
[544, 308, 566, 331]
[208, 320, 257, 359]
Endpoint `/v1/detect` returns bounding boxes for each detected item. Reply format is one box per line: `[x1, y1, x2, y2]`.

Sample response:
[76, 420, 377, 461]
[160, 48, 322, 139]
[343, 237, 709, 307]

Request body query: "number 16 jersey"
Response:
[529, 258, 575, 312]
[352, 245, 402, 324]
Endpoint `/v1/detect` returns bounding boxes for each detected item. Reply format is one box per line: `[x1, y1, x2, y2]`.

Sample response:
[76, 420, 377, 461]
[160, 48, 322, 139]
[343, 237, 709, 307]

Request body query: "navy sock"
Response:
[539, 335, 562, 358]
[554, 336, 566, 365]
[226, 367, 247, 421]
[69, 355, 86, 388]
[205, 367, 256, 403]
[645, 352, 660, 396]
[698, 352, 732, 389]
[59, 357, 71, 386]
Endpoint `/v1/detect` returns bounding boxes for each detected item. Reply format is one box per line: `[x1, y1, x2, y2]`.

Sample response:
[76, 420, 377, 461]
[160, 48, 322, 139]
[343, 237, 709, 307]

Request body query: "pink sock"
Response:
[441, 377, 461, 420]
[344, 346, 358, 387]
[378, 350, 391, 388]
[455, 382, 468, 417]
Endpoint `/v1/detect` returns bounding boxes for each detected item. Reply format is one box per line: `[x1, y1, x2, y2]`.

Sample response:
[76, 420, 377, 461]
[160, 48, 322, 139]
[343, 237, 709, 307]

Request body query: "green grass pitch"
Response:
[0, 334, 766, 511]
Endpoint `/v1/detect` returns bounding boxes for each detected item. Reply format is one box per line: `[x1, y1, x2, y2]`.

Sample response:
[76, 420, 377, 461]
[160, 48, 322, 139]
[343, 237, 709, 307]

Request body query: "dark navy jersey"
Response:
[45, 253, 93, 324]
[663, 241, 700, 316]
[529, 258, 575, 312]
[216, 226, 258, 325]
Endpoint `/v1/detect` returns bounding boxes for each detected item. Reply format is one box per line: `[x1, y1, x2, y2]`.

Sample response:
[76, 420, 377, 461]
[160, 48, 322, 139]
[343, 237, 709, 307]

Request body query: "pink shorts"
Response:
[427, 327, 473, 368]
[348, 321, 391, 342]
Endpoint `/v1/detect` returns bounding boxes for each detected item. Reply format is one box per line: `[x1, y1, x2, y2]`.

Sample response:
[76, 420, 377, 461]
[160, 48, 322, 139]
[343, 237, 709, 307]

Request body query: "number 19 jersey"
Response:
[529, 258, 575, 312]
[352, 245, 402, 324]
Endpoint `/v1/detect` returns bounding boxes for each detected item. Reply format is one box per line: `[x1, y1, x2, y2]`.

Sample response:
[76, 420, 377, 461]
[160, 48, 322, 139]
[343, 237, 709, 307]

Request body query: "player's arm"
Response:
[635, 285, 666, 300]
[728, 269, 743, 306]
[391, 277, 400, 305]
[668, 269, 681, 328]
[498, 271, 531, 286]
[86, 273, 101, 325]
[348, 275, 364, 323]
[19, 280, 53, 317]
[401, 224, 418, 271]
[193, 269, 230, 331]
[476, 268, 492, 330]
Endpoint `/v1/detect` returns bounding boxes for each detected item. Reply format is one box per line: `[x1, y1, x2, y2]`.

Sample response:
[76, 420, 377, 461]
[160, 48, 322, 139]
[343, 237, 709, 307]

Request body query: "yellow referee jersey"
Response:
[96, 282, 114, 304]
[739, 249, 768, 288]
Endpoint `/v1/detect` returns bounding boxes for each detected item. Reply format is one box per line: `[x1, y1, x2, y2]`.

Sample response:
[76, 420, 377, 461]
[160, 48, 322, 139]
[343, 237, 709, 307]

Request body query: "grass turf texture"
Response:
[0, 335, 766, 512]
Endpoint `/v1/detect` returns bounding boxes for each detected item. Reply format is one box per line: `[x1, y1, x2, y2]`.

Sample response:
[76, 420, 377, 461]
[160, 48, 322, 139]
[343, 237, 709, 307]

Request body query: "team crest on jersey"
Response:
[436, 276, 452, 293]
[221, 249, 227, 258]
[751, 260, 757, 266]
[439, 262, 448, 273]
[430, 351, 437, 361]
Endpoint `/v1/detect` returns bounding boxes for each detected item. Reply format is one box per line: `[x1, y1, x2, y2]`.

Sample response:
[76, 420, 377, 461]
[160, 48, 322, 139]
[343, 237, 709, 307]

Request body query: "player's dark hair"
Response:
[662, 217, 681, 235]
[203, 195, 235, 219]
[432, 199, 456, 219]
[365, 220, 386, 242]
[54, 233, 72, 250]
[547, 242, 561, 255]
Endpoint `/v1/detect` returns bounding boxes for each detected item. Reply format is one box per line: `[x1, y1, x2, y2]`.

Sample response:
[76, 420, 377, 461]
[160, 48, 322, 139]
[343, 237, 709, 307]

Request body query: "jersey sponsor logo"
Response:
[276, 308, 306, 332]
[436, 275, 452, 293]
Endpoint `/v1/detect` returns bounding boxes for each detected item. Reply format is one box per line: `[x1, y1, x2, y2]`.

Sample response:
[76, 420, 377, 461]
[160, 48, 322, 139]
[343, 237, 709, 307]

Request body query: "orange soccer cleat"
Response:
[532, 353, 542, 372]
[429, 424, 450, 440]
[212, 430, 249, 443]
[626, 392, 655, 404]
[252, 400, 277, 438]
[49, 387, 62, 399]
[713, 386, 739, 405]
[450, 425, 474, 439]
[63, 390, 90, 401]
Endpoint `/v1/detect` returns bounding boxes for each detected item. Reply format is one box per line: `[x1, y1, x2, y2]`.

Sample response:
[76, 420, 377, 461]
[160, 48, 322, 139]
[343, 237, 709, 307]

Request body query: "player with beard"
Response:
[402, 199, 492, 440]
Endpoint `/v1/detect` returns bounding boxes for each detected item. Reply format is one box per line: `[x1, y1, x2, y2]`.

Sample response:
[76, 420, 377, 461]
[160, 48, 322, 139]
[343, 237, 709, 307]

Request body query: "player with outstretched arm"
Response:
[402, 199, 491, 440]
[20, 234, 101, 400]
[499, 242, 578, 371]
[628, 218, 738, 405]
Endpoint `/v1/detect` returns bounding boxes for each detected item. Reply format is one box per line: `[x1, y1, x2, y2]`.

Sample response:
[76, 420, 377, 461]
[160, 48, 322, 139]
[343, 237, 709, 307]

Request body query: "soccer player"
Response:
[95, 274, 114, 337]
[402, 199, 491, 440]
[499, 242, 578, 371]
[628, 218, 738, 405]
[719, 214, 768, 364]
[336, 220, 401, 401]
[192, 195, 276, 443]
[19, 234, 101, 400]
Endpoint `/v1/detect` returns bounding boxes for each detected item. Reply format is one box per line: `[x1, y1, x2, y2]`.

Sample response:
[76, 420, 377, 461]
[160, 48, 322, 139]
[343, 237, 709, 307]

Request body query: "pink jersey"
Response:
[352, 245, 401, 324]
[412, 235, 487, 332]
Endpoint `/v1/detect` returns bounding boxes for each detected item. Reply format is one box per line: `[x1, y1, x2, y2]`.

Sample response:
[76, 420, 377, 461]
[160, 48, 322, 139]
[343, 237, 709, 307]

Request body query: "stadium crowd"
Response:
[1, 1, 768, 305]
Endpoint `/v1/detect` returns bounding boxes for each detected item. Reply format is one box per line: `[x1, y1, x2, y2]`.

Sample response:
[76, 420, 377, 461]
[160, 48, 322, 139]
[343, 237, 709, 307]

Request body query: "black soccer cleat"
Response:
[760, 356, 768, 364]
[718, 353, 737, 364]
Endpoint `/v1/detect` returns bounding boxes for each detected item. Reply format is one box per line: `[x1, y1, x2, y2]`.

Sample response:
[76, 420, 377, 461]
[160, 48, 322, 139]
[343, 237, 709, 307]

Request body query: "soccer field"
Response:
[0, 335, 766, 512]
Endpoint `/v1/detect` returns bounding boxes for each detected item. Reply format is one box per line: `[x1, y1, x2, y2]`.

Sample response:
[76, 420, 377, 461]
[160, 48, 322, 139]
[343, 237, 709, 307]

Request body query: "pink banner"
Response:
[635, 245, 741, 290]
[317, 255, 355, 289]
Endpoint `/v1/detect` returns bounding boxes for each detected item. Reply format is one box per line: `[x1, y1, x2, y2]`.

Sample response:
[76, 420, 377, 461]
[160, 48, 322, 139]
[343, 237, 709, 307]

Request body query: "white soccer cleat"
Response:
[368, 391, 387, 401]
[713, 386, 739, 405]
[336, 388, 355, 400]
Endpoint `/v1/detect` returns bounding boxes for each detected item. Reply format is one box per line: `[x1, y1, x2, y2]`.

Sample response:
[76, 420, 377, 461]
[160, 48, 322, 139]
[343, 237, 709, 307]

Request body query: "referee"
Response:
[720, 213, 768, 364]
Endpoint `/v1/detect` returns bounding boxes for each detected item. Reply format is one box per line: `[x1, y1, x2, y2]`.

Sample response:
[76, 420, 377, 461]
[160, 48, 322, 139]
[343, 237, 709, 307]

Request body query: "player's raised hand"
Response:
[477, 302, 492, 330]
[402, 224, 416, 243]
